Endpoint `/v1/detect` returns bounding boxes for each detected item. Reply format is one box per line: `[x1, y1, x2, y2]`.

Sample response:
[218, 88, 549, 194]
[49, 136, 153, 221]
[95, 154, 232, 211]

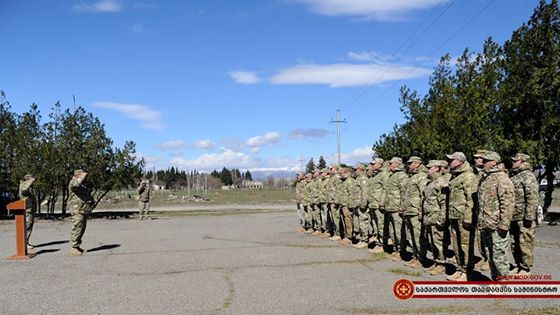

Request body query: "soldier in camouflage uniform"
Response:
[445, 152, 478, 281]
[295, 172, 306, 232]
[137, 179, 151, 220]
[477, 151, 515, 281]
[473, 150, 490, 271]
[382, 157, 408, 261]
[19, 174, 37, 249]
[402, 156, 429, 268]
[318, 169, 331, 237]
[309, 170, 323, 235]
[509, 153, 539, 275]
[339, 167, 358, 245]
[423, 160, 451, 275]
[366, 158, 390, 254]
[327, 165, 343, 241]
[353, 164, 370, 249]
[301, 173, 314, 233]
[68, 170, 94, 256]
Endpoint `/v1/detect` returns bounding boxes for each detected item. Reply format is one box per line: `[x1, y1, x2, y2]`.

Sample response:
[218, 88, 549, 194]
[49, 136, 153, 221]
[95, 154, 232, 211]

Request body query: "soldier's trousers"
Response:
[404, 215, 423, 260]
[303, 205, 311, 228]
[510, 220, 535, 270]
[340, 206, 353, 239]
[369, 208, 384, 246]
[320, 203, 329, 232]
[385, 212, 401, 252]
[477, 229, 487, 262]
[311, 204, 322, 230]
[329, 204, 341, 236]
[353, 207, 370, 241]
[26, 210, 34, 244]
[449, 219, 470, 272]
[70, 213, 89, 248]
[481, 229, 511, 281]
[138, 201, 150, 218]
[426, 225, 445, 264]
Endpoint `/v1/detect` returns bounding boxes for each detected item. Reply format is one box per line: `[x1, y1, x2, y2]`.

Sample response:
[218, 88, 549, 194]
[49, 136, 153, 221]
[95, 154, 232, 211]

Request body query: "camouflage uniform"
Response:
[383, 158, 408, 254]
[402, 157, 429, 263]
[509, 153, 539, 273]
[326, 169, 343, 238]
[447, 152, 478, 276]
[308, 173, 323, 232]
[423, 161, 451, 267]
[18, 175, 37, 246]
[478, 151, 515, 280]
[295, 175, 306, 227]
[68, 170, 94, 254]
[137, 180, 151, 220]
[367, 160, 390, 247]
[472, 151, 489, 268]
[339, 169, 359, 241]
[318, 170, 330, 234]
[301, 174, 314, 231]
[353, 166, 370, 245]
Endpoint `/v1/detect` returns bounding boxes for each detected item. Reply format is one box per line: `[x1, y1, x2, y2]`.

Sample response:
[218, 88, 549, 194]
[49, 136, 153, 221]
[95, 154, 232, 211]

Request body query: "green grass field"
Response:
[99, 188, 296, 209]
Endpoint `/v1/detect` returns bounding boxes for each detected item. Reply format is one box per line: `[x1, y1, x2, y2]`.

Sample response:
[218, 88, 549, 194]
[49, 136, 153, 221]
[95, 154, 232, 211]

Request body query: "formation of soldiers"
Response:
[295, 150, 539, 281]
[16, 170, 152, 256]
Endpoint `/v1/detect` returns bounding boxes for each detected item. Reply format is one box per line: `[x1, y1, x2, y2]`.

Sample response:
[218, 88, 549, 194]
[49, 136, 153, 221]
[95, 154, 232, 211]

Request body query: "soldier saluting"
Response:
[19, 174, 37, 250]
[69, 170, 94, 256]
[137, 179, 152, 220]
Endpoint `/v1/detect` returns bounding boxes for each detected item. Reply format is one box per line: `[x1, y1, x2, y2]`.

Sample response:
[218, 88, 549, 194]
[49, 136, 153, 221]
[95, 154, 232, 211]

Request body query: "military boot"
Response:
[475, 259, 489, 271]
[368, 246, 385, 254]
[297, 226, 306, 233]
[388, 252, 402, 261]
[446, 270, 463, 281]
[312, 230, 322, 236]
[329, 235, 341, 241]
[304, 228, 314, 234]
[429, 264, 446, 275]
[449, 272, 468, 282]
[70, 247, 84, 256]
[354, 242, 368, 249]
[339, 238, 352, 246]
[321, 231, 331, 238]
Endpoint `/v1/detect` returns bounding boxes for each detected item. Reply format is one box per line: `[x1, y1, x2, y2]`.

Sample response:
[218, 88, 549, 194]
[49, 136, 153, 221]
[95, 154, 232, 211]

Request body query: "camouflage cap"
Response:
[24, 174, 35, 180]
[473, 149, 489, 158]
[511, 153, 530, 162]
[371, 157, 384, 165]
[480, 150, 501, 163]
[407, 156, 423, 164]
[427, 160, 448, 168]
[74, 169, 88, 176]
[355, 163, 368, 170]
[446, 152, 466, 162]
[389, 157, 403, 164]
[321, 168, 330, 173]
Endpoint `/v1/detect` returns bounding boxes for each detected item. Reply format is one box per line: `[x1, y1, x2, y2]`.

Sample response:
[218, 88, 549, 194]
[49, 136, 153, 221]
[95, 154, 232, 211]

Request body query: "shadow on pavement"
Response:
[88, 244, 121, 253]
[34, 249, 60, 256]
[34, 240, 69, 248]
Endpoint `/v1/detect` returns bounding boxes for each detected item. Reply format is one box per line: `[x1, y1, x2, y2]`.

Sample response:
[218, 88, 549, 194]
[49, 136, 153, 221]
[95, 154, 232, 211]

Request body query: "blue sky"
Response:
[0, 0, 540, 175]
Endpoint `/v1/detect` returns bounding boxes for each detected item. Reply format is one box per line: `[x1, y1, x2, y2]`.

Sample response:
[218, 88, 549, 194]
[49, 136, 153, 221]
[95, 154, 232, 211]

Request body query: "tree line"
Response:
[0, 94, 143, 215]
[372, 0, 560, 211]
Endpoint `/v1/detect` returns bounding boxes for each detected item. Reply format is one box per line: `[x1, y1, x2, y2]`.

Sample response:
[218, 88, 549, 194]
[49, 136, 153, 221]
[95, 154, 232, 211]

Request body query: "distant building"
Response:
[222, 180, 264, 190]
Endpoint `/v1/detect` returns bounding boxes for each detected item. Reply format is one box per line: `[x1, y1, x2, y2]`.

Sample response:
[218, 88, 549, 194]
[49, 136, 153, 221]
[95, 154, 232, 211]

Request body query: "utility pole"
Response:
[330, 109, 347, 166]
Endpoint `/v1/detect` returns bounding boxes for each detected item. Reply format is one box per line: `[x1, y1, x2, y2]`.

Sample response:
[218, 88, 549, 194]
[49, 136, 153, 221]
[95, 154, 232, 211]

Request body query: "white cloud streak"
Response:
[289, 128, 330, 139]
[297, 0, 446, 21]
[73, 0, 123, 13]
[193, 139, 216, 150]
[246, 132, 280, 147]
[93, 101, 164, 130]
[269, 63, 431, 87]
[156, 140, 186, 150]
[228, 71, 263, 84]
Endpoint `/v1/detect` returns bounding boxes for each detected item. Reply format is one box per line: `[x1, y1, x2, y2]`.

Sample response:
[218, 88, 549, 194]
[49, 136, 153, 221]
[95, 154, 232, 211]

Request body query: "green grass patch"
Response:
[388, 267, 421, 277]
[517, 307, 560, 315]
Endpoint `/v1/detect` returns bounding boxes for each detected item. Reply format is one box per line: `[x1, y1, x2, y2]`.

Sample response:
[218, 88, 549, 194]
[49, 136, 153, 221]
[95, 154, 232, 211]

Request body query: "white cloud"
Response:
[193, 139, 216, 150]
[269, 63, 431, 88]
[347, 51, 435, 65]
[93, 101, 164, 130]
[297, 0, 446, 21]
[135, 152, 162, 169]
[73, 0, 122, 12]
[246, 131, 281, 147]
[171, 149, 257, 170]
[156, 140, 186, 150]
[131, 24, 149, 34]
[228, 71, 263, 84]
[289, 128, 330, 139]
[340, 145, 374, 163]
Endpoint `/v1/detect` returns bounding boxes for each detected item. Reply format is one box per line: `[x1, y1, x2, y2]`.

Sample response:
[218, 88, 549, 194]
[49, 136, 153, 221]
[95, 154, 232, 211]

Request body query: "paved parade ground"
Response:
[1, 208, 559, 315]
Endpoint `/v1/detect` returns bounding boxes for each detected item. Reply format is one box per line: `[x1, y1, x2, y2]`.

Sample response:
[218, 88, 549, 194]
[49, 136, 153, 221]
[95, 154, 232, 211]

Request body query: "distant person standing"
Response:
[137, 179, 152, 220]
[69, 170, 94, 256]
[19, 174, 37, 249]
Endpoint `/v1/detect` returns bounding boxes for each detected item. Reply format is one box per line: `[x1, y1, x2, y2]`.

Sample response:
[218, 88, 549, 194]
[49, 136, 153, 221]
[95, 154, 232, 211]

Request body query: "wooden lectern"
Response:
[6, 200, 36, 260]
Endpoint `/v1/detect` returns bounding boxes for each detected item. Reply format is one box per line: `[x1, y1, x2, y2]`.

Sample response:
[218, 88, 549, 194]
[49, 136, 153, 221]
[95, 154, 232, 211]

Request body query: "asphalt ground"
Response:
[0, 208, 559, 315]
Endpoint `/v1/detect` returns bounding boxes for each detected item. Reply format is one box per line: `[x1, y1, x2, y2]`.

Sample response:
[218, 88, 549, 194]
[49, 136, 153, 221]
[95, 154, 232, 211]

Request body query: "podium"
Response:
[6, 200, 36, 260]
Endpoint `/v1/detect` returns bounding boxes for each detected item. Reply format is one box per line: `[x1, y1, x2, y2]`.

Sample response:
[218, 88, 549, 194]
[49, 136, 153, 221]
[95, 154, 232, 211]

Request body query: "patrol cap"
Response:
[355, 163, 367, 170]
[74, 169, 88, 176]
[473, 149, 489, 158]
[427, 160, 448, 168]
[321, 168, 330, 174]
[24, 174, 35, 180]
[389, 157, 403, 164]
[446, 152, 466, 162]
[480, 150, 501, 163]
[371, 157, 384, 165]
[511, 153, 530, 162]
[407, 156, 423, 164]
